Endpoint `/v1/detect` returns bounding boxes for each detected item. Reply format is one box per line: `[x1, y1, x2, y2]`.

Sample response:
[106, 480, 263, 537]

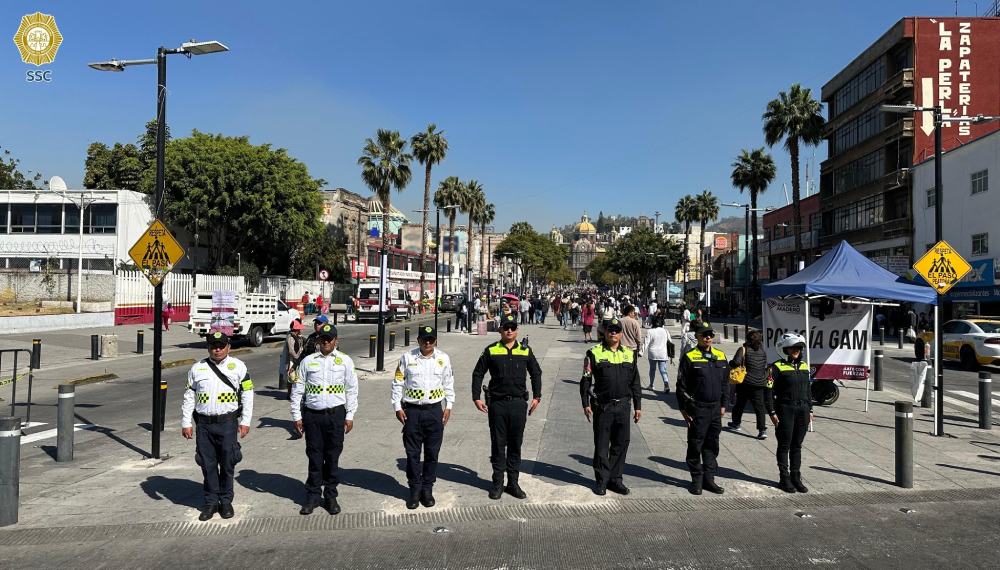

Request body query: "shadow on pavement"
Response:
[70, 411, 151, 458]
[936, 463, 1000, 477]
[648, 455, 774, 487]
[658, 415, 688, 428]
[257, 416, 300, 439]
[236, 469, 303, 505]
[140, 475, 202, 508]
[394, 458, 492, 491]
[522, 459, 591, 488]
[567, 453, 687, 488]
[39, 445, 57, 460]
[561, 379, 579, 385]
[810, 465, 893, 484]
[341, 468, 409, 499]
[255, 390, 288, 400]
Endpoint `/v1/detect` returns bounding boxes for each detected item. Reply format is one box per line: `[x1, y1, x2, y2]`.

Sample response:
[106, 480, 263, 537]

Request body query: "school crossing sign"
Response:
[913, 240, 972, 295]
[128, 219, 185, 286]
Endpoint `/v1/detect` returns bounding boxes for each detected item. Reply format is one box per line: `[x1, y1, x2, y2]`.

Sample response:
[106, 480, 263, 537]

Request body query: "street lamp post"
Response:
[90, 39, 229, 460]
[881, 104, 1000, 436]
[724, 202, 773, 332]
[416, 205, 458, 333]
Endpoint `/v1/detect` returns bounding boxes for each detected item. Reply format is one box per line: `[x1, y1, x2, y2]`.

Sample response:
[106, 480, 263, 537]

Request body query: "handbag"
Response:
[728, 346, 746, 385]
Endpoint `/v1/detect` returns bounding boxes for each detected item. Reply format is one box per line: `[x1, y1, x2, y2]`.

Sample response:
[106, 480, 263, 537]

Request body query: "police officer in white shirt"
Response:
[391, 325, 455, 509]
[181, 331, 254, 521]
[291, 323, 358, 516]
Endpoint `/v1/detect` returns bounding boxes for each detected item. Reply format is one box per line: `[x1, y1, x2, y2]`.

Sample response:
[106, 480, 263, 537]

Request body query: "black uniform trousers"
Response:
[486, 397, 527, 486]
[303, 405, 346, 500]
[732, 384, 768, 431]
[402, 402, 444, 493]
[686, 400, 721, 479]
[775, 401, 810, 475]
[194, 415, 240, 506]
[592, 400, 631, 486]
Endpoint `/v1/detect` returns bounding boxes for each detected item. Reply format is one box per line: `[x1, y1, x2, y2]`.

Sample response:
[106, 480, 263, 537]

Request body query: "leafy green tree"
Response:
[674, 195, 698, 285]
[434, 175, 464, 285]
[461, 179, 485, 292]
[586, 256, 619, 287]
[475, 202, 496, 290]
[160, 130, 326, 275]
[358, 129, 412, 251]
[83, 142, 143, 190]
[508, 221, 534, 236]
[410, 124, 448, 302]
[731, 147, 777, 291]
[493, 227, 570, 291]
[0, 145, 42, 189]
[603, 228, 682, 295]
[763, 84, 824, 261]
[695, 189, 720, 293]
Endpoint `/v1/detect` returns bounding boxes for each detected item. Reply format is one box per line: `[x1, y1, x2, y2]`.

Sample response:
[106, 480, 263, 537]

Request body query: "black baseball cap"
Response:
[695, 324, 715, 337]
[317, 324, 338, 340]
[418, 325, 437, 340]
[206, 331, 230, 346]
[605, 319, 623, 333]
[500, 315, 518, 330]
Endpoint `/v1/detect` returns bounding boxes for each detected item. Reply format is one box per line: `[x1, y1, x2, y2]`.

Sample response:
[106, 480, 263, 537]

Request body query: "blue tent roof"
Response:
[761, 240, 938, 305]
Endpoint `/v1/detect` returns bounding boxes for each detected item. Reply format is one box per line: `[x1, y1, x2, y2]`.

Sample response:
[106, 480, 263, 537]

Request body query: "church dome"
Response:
[575, 214, 596, 234]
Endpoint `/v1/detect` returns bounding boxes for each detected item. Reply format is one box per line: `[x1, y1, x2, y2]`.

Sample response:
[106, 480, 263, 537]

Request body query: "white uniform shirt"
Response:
[291, 349, 359, 422]
[181, 356, 254, 428]
[390, 348, 456, 412]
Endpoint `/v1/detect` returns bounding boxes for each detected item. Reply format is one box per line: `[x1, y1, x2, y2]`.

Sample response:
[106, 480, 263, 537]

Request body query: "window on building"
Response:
[833, 149, 885, 195]
[0, 204, 7, 234]
[35, 204, 62, 234]
[972, 233, 989, 256]
[89, 204, 117, 234]
[926, 188, 936, 208]
[831, 194, 885, 234]
[831, 58, 886, 118]
[10, 204, 35, 233]
[831, 105, 884, 156]
[971, 169, 989, 195]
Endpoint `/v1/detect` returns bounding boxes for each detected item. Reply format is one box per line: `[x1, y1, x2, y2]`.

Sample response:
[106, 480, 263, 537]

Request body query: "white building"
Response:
[912, 129, 1000, 315]
[0, 188, 154, 271]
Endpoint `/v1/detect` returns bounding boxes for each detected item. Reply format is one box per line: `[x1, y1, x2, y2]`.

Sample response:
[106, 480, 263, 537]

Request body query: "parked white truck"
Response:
[188, 289, 300, 346]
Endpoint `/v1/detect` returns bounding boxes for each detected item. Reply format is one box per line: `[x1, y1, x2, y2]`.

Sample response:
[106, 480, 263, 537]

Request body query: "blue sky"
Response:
[0, 0, 976, 231]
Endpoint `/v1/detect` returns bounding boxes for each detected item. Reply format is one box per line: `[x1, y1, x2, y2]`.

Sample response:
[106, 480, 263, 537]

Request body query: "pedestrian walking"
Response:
[519, 296, 531, 325]
[302, 291, 312, 315]
[726, 330, 770, 439]
[472, 314, 543, 500]
[391, 326, 455, 509]
[767, 333, 813, 494]
[642, 316, 673, 392]
[619, 305, 643, 354]
[682, 306, 691, 332]
[291, 324, 359, 515]
[280, 319, 305, 400]
[181, 331, 254, 521]
[580, 299, 596, 342]
[296, 315, 329, 368]
[162, 301, 174, 330]
[676, 324, 729, 495]
[580, 318, 642, 496]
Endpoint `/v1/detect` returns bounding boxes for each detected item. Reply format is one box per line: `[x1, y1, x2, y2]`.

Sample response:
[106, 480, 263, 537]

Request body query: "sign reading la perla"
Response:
[762, 298, 873, 381]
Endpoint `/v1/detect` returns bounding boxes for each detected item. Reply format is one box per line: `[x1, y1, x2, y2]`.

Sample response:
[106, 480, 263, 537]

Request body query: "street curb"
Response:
[64, 373, 119, 386]
[161, 358, 196, 369]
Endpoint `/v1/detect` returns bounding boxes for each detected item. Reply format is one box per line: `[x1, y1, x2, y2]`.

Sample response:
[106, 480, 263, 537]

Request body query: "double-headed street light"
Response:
[724, 202, 773, 332]
[882, 103, 1000, 437]
[90, 39, 229, 460]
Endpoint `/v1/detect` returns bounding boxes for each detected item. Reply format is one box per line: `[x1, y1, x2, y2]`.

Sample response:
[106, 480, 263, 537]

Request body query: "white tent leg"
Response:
[934, 304, 941, 437]
[865, 305, 872, 413]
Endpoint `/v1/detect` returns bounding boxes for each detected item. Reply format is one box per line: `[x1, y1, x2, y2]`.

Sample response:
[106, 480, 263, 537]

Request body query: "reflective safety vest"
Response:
[685, 347, 726, 363]
[769, 359, 811, 404]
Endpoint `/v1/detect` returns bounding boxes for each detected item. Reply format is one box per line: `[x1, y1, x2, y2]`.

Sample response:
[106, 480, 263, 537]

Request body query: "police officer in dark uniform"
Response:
[472, 314, 543, 500]
[676, 324, 729, 495]
[767, 332, 813, 493]
[181, 331, 254, 521]
[580, 318, 642, 496]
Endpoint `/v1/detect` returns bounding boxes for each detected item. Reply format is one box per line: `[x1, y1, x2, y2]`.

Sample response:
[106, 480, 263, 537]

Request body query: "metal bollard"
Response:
[723, 324, 729, 340]
[733, 326, 739, 344]
[159, 380, 167, 432]
[979, 372, 992, 430]
[91, 334, 100, 360]
[136, 330, 144, 354]
[333, 312, 338, 325]
[895, 401, 913, 488]
[31, 338, 41, 369]
[57, 385, 75, 462]
[879, 326, 885, 346]
[369, 335, 376, 358]
[898, 329, 904, 349]
[0, 416, 21, 526]
[447, 319, 452, 333]
[404, 327, 410, 346]
[921, 358, 933, 408]
[389, 331, 396, 351]
[873, 349, 884, 391]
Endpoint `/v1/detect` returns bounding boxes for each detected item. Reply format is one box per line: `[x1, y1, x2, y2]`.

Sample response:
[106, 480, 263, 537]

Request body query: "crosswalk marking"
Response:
[949, 390, 1000, 408]
[21, 424, 97, 445]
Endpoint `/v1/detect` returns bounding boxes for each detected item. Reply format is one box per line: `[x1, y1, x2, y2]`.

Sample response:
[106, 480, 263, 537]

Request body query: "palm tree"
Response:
[695, 189, 720, 294]
[461, 180, 485, 297]
[731, 147, 777, 295]
[763, 83, 825, 262]
[674, 195, 698, 287]
[410, 124, 449, 304]
[476, 202, 496, 292]
[434, 176, 464, 292]
[357, 129, 413, 252]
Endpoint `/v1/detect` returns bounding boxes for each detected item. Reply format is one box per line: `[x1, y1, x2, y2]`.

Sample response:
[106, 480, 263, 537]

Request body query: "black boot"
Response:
[778, 473, 796, 493]
[300, 497, 321, 515]
[218, 501, 235, 519]
[198, 503, 218, 521]
[689, 475, 703, 495]
[420, 488, 436, 508]
[406, 490, 420, 510]
[702, 477, 725, 495]
[791, 472, 809, 493]
[324, 496, 341, 515]
[504, 483, 527, 499]
[489, 474, 504, 500]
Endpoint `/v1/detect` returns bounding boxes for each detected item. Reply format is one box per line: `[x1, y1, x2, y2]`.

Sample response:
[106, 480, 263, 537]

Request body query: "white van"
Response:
[356, 281, 411, 322]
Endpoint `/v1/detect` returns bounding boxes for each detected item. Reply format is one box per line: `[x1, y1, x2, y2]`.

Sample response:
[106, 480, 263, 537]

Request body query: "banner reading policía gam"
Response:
[762, 298, 872, 380]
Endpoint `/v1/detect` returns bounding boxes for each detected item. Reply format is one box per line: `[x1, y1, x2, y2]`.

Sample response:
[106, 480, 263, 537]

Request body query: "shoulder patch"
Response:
[226, 362, 237, 371]
[241, 379, 254, 390]
[334, 357, 343, 365]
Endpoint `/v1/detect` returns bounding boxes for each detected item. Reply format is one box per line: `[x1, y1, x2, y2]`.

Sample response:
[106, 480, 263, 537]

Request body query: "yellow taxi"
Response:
[916, 318, 1000, 370]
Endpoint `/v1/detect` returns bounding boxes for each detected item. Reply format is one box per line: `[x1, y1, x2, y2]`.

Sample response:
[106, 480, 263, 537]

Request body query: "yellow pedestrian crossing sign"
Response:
[912, 240, 972, 295]
[128, 219, 185, 286]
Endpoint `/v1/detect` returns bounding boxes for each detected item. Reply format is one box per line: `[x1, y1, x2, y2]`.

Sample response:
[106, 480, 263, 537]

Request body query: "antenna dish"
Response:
[48, 176, 67, 191]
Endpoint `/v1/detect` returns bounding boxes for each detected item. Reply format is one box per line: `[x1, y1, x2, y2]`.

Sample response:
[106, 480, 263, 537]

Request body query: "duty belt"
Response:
[303, 404, 345, 415]
[486, 394, 522, 401]
[595, 397, 628, 407]
[690, 399, 720, 408]
[193, 410, 239, 424]
[403, 402, 441, 410]
[776, 399, 811, 405]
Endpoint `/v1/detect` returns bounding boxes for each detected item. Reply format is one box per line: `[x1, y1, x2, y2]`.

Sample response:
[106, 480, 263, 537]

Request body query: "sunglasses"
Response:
[606, 329, 622, 334]
[318, 338, 336, 343]
[700, 334, 715, 339]
[500, 326, 518, 332]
